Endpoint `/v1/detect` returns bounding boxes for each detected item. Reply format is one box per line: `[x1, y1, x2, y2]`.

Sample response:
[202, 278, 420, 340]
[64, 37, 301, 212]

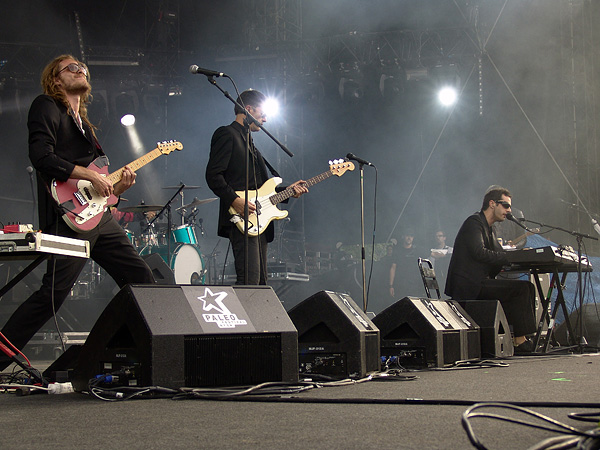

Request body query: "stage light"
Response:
[114, 90, 138, 126]
[262, 97, 280, 118]
[379, 74, 403, 99]
[438, 86, 458, 106]
[120, 114, 136, 127]
[430, 64, 460, 107]
[168, 86, 182, 97]
[338, 77, 363, 101]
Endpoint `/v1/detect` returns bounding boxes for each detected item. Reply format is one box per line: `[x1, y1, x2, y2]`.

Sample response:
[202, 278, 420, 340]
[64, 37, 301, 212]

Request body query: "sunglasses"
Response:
[495, 200, 512, 209]
[58, 63, 88, 78]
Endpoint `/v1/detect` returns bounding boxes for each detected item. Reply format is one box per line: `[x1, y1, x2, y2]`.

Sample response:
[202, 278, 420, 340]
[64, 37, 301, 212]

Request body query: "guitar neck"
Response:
[106, 147, 162, 185]
[270, 170, 335, 205]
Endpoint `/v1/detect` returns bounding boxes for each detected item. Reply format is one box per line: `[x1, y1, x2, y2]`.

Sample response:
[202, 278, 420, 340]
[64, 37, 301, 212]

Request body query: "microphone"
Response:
[189, 65, 226, 78]
[506, 213, 530, 231]
[26, 166, 34, 176]
[346, 153, 374, 167]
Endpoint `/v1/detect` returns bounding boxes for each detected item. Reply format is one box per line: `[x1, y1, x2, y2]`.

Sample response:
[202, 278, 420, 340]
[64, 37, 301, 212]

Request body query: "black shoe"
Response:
[514, 339, 535, 354]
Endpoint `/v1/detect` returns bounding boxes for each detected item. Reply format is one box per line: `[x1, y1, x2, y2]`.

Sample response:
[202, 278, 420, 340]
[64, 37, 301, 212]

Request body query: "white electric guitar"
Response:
[229, 159, 355, 236]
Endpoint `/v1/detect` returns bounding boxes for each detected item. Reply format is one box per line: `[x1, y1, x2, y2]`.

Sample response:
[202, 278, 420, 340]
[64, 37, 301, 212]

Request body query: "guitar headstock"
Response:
[157, 140, 184, 154]
[329, 159, 355, 176]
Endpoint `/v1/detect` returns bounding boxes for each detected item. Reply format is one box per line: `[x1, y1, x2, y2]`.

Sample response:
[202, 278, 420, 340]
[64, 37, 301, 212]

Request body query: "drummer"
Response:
[110, 206, 157, 228]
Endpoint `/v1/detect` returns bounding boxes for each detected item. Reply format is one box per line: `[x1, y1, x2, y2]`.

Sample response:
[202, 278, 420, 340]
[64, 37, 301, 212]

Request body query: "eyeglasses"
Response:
[495, 200, 512, 209]
[57, 63, 88, 78]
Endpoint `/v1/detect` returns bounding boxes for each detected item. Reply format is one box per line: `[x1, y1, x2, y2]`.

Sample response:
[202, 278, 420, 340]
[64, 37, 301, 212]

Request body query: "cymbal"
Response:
[177, 197, 218, 211]
[119, 204, 163, 213]
[162, 184, 202, 190]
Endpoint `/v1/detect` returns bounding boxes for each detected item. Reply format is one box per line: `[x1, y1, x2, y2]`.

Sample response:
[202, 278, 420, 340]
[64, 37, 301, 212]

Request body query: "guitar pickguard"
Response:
[70, 180, 110, 225]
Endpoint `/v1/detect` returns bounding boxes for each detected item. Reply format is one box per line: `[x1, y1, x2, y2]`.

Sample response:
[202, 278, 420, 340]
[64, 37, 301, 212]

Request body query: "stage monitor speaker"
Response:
[142, 253, 175, 285]
[554, 304, 600, 348]
[287, 290, 380, 378]
[458, 300, 513, 357]
[71, 285, 298, 391]
[372, 297, 480, 368]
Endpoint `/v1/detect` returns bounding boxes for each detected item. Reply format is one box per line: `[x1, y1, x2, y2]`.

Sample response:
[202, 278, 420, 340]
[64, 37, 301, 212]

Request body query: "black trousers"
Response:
[0, 212, 154, 370]
[477, 278, 537, 337]
[228, 227, 268, 285]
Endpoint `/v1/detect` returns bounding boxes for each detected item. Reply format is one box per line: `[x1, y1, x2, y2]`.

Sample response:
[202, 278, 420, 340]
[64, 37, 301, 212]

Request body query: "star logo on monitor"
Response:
[198, 287, 231, 315]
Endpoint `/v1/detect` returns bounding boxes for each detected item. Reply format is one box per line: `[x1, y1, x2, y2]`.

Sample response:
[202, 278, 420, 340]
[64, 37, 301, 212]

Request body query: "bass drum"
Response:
[170, 244, 206, 285]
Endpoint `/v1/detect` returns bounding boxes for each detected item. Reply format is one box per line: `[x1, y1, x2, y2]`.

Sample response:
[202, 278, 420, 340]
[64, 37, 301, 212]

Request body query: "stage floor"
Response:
[1, 352, 599, 449]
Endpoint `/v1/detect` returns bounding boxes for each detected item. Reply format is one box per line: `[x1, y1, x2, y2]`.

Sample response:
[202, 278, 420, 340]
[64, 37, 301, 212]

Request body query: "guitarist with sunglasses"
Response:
[0, 55, 155, 372]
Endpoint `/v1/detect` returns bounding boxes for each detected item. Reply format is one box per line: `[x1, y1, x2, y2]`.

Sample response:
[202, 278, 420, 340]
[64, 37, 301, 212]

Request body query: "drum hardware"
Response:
[176, 197, 217, 211]
[124, 228, 137, 247]
[162, 184, 202, 190]
[133, 183, 210, 284]
[120, 204, 163, 213]
[70, 260, 102, 299]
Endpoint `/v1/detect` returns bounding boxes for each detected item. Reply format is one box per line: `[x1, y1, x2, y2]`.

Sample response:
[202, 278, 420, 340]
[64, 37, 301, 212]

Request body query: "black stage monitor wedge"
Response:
[142, 253, 175, 285]
[287, 290, 380, 378]
[458, 300, 513, 358]
[71, 285, 298, 391]
[373, 297, 480, 368]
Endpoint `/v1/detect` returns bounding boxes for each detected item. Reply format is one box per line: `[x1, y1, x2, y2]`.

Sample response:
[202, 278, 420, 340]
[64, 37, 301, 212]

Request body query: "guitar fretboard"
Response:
[270, 170, 335, 205]
[106, 147, 162, 185]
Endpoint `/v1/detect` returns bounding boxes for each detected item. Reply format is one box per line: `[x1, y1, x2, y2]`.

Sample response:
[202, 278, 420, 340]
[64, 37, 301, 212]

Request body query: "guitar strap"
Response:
[262, 157, 280, 178]
[248, 134, 280, 178]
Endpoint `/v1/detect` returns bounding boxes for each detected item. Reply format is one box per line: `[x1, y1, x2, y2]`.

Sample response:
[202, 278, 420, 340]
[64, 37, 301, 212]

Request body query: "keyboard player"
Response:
[445, 186, 537, 353]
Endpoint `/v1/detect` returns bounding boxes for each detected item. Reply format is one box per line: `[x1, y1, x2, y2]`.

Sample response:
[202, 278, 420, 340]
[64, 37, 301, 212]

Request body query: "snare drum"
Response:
[172, 224, 197, 245]
[170, 244, 205, 285]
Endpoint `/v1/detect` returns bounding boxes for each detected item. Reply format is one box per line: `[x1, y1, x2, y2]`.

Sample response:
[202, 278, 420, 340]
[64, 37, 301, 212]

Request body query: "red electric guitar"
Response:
[51, 140, 183, 232]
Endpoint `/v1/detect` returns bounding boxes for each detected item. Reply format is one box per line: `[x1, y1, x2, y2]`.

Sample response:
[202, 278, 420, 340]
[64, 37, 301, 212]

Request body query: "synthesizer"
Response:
[505, 245, 591, 272]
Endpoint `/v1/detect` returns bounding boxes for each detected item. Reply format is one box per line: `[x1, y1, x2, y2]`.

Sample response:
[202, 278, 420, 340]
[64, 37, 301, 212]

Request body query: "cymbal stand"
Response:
[144, 184, 185, 266]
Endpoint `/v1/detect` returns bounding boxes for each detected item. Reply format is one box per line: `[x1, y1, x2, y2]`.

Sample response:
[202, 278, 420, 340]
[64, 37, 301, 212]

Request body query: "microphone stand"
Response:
[522, 217, 597, 353]
[143, 184, 185, 266]
[357, 162, 368, 312]
[204, 75, 294, 284]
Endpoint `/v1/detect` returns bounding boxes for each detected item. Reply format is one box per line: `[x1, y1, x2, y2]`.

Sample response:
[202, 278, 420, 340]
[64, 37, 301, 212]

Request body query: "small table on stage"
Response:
[504, 246, 593, 353]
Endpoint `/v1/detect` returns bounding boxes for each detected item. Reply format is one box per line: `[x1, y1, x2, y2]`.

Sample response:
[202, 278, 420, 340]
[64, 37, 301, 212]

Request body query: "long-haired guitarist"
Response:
[206, 89, 308, 285]
[0, 55, 155, 372]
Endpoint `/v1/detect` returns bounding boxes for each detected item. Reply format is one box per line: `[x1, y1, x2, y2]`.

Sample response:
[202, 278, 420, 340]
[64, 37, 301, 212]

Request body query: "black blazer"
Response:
[205, 121, 275, 241]
[444, 211, 509, 299]
[28, 95, 103, 231]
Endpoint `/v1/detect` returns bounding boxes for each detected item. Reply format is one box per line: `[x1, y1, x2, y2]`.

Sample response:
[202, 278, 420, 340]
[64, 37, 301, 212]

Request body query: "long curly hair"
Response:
[40, 54, 98, 140]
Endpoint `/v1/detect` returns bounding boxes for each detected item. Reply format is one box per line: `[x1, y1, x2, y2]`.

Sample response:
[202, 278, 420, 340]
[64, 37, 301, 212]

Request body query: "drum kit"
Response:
[120, 184, 217, 285]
